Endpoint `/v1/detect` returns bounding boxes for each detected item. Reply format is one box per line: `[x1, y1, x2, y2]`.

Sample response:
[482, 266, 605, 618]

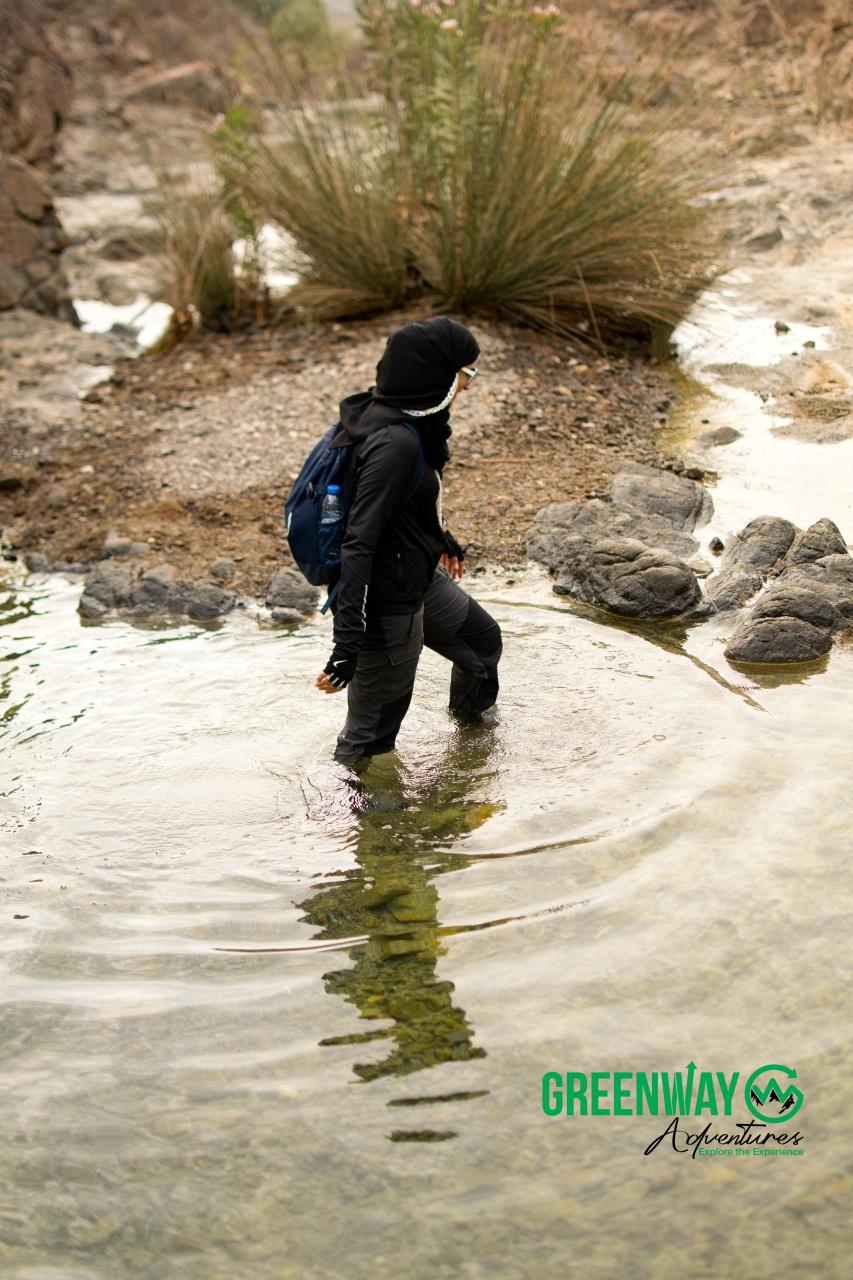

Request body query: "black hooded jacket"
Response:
[327, 316, 480, 659]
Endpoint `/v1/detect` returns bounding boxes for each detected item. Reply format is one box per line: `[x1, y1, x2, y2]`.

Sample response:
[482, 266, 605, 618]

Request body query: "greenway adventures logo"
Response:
[541, 1062, 805, 1158]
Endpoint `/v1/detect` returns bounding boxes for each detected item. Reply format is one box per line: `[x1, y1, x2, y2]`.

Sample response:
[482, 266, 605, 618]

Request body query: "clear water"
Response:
[2, 288, 852, 1277]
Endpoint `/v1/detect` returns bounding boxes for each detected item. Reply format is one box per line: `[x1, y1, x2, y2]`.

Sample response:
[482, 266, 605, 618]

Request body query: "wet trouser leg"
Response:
[422, 564, 502, 719]
[333, 607, 424, 764]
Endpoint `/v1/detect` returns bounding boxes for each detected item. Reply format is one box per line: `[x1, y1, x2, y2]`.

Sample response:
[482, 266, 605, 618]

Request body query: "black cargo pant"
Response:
[333, 565, 502, 764]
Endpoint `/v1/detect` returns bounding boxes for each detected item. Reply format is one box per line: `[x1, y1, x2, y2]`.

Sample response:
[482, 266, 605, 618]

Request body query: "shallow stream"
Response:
[1, 279, 851, 1279]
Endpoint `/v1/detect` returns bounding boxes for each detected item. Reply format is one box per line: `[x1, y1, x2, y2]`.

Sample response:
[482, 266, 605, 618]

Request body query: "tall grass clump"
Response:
[140, 138, 269, 342]
[220, 0, 722, 345]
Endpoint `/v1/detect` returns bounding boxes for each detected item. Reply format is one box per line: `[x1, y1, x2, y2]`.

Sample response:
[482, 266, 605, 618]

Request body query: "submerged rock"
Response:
[699, 426, 742, 447]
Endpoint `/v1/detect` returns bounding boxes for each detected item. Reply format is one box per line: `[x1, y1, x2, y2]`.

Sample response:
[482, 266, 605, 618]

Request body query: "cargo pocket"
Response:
[382, 609, 424, 666]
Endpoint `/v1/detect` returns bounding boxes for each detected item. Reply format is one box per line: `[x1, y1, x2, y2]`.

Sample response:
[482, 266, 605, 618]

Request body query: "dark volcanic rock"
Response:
[184, 581, 236, 620]
[78, 560, 135, 613]
[79, 560, 235, 622]
[529, 497, 699, 561]
[749, 584, 841, 631]
[719, 516, 797, 574]
[776, 555, 853, 622]
[705, 566, 764, 611]
[528, 465, 709, 619]
[723, 544, 852, 666]
[784, 518, 847, 567]
[725, 617, 833, 664]
[608, 463, 713, 531]
[552, 536, 702, 619]
[265, 568, 319, 614]
[129, 563, 176, 613]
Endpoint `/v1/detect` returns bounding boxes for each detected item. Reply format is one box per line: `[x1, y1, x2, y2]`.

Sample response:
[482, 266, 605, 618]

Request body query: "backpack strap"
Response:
[320, 579, 341, 615]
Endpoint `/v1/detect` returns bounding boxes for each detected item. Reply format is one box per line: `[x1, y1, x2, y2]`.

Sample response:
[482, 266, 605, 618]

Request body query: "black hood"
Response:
[334, 315, 480, 471]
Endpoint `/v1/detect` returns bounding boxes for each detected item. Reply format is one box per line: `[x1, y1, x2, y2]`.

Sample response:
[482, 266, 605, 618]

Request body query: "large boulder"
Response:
[265, 567, 319, 614]
[705, 513, 796, 614]
[724, 540, 853, 666]
[608, 462, 713, 532]
[528, 465, 710, 619]
[725, 617, 833, 665]
[784, 518, 848, 567]
[718, 515, 798, 574]
[529, 497, 698, 562]
[552, 536, 702, 619]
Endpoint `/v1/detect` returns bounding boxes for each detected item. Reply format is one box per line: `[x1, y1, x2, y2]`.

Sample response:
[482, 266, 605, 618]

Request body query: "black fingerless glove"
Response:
[323, 648, 358, 689]
[443, 528, 466, 561]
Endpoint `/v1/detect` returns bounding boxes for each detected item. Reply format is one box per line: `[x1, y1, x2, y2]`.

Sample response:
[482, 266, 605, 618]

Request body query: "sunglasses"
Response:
[460, 365, 479, 387]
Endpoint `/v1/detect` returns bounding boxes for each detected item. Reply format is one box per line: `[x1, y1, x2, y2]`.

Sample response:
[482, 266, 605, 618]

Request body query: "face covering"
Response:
[338, 315, 481, 471]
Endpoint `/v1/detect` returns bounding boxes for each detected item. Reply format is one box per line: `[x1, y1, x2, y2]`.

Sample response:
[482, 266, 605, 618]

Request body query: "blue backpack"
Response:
[284, 420, 425, 613]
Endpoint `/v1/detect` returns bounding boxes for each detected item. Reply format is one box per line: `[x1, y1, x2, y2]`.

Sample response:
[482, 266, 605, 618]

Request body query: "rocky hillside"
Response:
[0, 0, 264, 321]
[0, 3, 75, 319]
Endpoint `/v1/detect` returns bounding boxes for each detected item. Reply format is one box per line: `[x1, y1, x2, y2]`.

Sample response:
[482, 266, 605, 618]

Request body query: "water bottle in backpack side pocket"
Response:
[320, 484, 342, 525]
[318, 483, 344, 570]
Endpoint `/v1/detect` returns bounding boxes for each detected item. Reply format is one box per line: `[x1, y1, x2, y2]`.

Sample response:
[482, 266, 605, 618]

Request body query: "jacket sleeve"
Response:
[331, 425, 420, 657]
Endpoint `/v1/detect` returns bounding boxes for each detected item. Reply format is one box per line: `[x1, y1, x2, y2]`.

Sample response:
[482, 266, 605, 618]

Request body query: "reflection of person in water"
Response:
[298, 730, 501, 1085]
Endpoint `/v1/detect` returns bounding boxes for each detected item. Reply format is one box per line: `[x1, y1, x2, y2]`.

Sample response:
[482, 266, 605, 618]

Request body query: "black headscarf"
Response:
[336, 315, 480, 471]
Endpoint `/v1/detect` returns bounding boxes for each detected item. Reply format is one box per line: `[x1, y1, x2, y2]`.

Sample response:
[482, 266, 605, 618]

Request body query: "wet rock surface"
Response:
[552, 536, 703, 619]
[716, 518, 853, 665]
[265, 568, 320, 616]
[718, 515, 798, 575]
[527, 464, 710, 618]
[531, 468, 852, 663]
[78, 557, 237, 623]
[69, 531, 322, 625]
[75, 534, 242, 622]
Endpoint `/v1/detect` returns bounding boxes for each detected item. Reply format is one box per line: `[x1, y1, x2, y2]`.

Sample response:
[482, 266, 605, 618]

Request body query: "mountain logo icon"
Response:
[745, 1064, 804, 1123]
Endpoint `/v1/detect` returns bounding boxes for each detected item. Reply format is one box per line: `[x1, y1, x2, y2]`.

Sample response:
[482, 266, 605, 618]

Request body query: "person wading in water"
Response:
[315, 316, 503, 765]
